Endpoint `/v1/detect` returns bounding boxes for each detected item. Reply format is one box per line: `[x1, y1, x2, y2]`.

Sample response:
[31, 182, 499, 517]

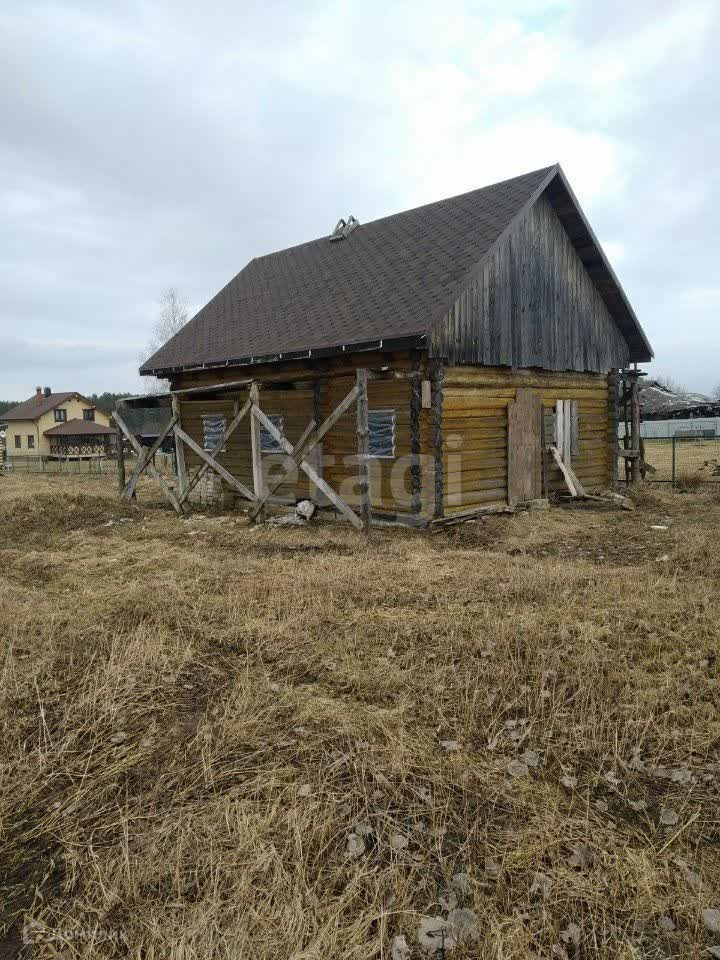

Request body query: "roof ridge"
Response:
[2, 391, 91, 421]
[252, 165, 559, 263]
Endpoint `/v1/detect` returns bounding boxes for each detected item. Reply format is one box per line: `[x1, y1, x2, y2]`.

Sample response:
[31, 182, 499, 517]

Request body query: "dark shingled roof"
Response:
[141, 168, 555, 375]
[3, 392, 90, 421]
[44, 418, 115, 436]
[141, 165, 650, 375]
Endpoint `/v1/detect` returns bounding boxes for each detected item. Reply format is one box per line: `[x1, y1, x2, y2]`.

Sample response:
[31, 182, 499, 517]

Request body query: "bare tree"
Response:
[142, 288, 190, 393]
[712, 383, 720, 402]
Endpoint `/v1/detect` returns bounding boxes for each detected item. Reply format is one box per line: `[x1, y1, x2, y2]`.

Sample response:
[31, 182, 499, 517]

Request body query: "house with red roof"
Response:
[2, 387, 114, 461]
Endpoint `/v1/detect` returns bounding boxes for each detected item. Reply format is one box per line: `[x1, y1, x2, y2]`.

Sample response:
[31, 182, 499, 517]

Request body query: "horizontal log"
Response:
[445, 385, 608, 401]
[444, 489, 508, 509]
[440, 406, 509, 418]
[442, 429, 507, 443]
[444, 373, 607, 390]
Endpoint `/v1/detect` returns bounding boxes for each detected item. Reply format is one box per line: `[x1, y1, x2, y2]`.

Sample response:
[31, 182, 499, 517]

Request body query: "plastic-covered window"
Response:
[260, 415, 284, 453]
[202, 415, 226, 452]
[368, 409, 395, 458]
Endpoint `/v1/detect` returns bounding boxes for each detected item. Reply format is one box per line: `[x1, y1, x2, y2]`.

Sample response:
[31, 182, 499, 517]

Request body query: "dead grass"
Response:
[0, 474, 719, 958]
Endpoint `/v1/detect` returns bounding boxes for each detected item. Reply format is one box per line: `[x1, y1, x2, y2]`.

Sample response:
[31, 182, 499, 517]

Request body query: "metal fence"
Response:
[2, 453, 174, 477]
[621, 436, 720, 485]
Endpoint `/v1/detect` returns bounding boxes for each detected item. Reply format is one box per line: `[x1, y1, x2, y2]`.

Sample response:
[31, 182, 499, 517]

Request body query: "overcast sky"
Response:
[1, 0, 718, 399]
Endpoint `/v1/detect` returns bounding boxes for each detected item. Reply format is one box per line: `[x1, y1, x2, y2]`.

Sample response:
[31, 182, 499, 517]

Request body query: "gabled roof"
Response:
[2, 392, 92, 422]
[43, 418, 114, 436]
[141, 165, 651, 376]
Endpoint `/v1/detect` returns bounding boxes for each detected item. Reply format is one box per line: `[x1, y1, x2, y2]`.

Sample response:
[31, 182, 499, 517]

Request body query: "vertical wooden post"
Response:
[556, 400, 565, 462]
[431, 360, 444, 519]
[313, 376, 324, 490]
[115, 418, 125, 498]
[171, 394, 187, 500]
[249, 382, 265, 514]
[622, 372, 631, 485]
[409, 357, 422, 515]
[356, 368, 371, 531]
[630, 370, 641, 485]
[608, 369, 619, 485]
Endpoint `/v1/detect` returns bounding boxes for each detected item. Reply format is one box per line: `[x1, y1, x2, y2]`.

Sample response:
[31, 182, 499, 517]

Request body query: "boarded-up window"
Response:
[544, 402, 579, 457]
[260, 414, 284, 453]
[368, 409, 395, 458]
[202, 415, 226, 452]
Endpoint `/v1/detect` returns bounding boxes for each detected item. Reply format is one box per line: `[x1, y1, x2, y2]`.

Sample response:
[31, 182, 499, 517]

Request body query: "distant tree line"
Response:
[87, 392, 132, 415]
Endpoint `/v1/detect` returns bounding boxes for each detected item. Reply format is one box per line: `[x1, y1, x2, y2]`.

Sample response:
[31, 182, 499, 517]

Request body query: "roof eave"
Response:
[139, 333, 426, 379]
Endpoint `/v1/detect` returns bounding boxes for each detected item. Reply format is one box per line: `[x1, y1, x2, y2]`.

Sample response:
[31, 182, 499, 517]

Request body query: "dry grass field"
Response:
[625, 438, 720, 484]
[0, 473, 719, 959]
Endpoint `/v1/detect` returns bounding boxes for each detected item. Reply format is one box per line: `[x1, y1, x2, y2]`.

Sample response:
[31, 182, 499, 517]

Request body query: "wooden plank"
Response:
[116, 421, 126, 497]
[548, 444, 586, 498]
[251, 406, 363, 529]
[171, 396, 187, 499]
[313, 377, 324, 485]
[430, 503, 513, 527]
[112, 411, 183, 513]
[175, 426, 256, 502]
[432, 360, 444, 518]
[249, 383, 265, 502]
[177, 397, 254, 508]
[410, 364, 423, 514]
[630, 374, 641, 484]
[507, 388, 542, 506]
[562, 399, 572, 465]
[555, 400, 565, 456]
[356, 369, 372, 531]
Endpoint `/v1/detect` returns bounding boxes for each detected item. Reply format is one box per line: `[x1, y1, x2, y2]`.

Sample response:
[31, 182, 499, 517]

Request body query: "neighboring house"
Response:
[2, 387, 114, 460]
[616, 381, 720, 439]
[640, 380, 720, 421]
[137, 165, 653, 522]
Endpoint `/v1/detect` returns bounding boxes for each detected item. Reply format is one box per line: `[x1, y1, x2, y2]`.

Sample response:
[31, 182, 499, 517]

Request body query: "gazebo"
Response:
[44, 419, 116, 459]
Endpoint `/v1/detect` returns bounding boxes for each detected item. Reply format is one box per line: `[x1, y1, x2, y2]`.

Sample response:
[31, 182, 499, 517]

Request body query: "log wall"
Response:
[171, 357, 614, 520]
[172, 352, 433, 517]
[441, 366, 612, 513]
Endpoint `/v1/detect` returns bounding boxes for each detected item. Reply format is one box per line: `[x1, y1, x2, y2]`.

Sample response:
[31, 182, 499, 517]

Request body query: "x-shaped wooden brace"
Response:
[174, 396, 257, 508]
[113, 410, 183, 513]
[121, 414, 177, 502]
[248, 383, 363, 529]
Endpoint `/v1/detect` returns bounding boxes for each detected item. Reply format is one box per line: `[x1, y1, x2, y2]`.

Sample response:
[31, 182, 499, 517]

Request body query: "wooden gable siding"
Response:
[441, 366, 613, 513]
[429, 192, 630, 373]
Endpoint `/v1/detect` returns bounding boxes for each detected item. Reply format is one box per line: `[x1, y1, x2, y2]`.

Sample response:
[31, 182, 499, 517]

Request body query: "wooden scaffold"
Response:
[617, 364, 654, 484]
[112, 368, 384, 531]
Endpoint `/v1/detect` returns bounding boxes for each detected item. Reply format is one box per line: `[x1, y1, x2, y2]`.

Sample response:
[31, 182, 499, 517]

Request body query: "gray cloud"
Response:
[1, 0, 719, 400]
